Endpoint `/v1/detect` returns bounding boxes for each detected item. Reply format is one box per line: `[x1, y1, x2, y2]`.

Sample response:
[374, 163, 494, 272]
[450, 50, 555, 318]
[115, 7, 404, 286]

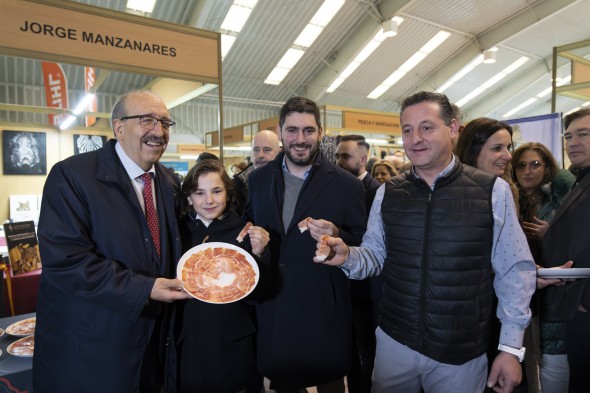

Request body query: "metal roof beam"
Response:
[408, 0, 578, 98]
[306, 0, 414, 102]
[466, 60, 550, 118]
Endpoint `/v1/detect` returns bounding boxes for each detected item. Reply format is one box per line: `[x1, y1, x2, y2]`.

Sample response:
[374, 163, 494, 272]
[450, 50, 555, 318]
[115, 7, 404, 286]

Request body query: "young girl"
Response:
[175, 159, 269, 393]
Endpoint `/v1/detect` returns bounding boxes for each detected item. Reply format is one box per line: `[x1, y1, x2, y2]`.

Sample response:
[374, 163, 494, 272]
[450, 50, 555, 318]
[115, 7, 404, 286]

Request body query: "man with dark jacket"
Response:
[33, 90, 190, 393]
[246, 96, 367, 392]
[542, 107, 590, 393]
[316, 91, 536, 393]
[336, 134, 381, 393]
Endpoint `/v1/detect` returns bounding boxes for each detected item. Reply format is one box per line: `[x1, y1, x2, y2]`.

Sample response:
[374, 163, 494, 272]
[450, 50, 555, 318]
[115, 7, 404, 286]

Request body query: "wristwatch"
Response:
[498, 344, 526, 362]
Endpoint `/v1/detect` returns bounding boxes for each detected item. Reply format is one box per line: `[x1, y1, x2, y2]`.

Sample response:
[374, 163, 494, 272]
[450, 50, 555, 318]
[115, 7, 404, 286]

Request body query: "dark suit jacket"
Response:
[33, 139, 182, 393]
[246, 151, 367, 388]
[543, 170, 590, 321]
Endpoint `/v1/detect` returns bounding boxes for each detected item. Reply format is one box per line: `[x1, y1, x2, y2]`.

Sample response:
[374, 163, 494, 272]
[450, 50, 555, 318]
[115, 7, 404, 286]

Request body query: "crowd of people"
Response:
[32, 89, 589, 393]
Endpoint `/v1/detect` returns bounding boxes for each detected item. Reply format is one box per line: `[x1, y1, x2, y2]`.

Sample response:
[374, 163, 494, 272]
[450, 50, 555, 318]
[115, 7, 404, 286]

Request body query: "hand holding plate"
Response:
[150, 277, 192, 302]
[537, 261, 576, 289]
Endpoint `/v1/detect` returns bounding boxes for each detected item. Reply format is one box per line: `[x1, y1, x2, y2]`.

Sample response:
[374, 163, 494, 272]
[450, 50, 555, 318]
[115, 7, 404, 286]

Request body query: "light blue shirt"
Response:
[281, 156, 312, 180]
[341, 156, 536, 349]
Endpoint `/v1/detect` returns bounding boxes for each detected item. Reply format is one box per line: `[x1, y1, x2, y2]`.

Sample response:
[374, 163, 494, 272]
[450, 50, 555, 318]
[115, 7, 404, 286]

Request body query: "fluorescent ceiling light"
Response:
[536, 75, 571, 98]
[180, 155, 199, 160]
[421, 32, 451, 53]
[367, 84, 390, 99]
[502, 98, 537, 118]
[455, 56, 529, 107]
[265, 49, 305, 84]
[294, 25, 323, 47]
[264, 0, 345, 85]
[326, 17, 404, 93]
[59, 93, 96, 130]
[265, 68, 290, 85]
[221, 34, 237, 59]
[311, 0, 344, 26]
[220, 1, 258, 32]
[368, 31, 451, 99]
[219, 0, 259, 59]
[277, 48, 305, 68]
[536, 86, 552, 98]
[436, 55, 484, 93]
[126, 0, 156, 13]
[73, 93, 95, 115]
[59, 116, 76, 130]
[167, 84, 218, 108]
[224, 146, 252, 151]
[503, 56, 529, 74]
[583, 102, 590, 107]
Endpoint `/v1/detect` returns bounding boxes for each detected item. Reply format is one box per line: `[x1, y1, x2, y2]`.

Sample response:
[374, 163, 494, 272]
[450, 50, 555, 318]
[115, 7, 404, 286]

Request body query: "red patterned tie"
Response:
[139, 173, 160, 257]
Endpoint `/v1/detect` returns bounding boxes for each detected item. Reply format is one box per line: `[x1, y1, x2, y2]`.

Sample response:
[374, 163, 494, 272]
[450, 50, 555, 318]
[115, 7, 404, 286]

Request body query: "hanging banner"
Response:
[41, 61, 69, 126]
[506, 113, 563, 167]
[84, 67, 97, 127]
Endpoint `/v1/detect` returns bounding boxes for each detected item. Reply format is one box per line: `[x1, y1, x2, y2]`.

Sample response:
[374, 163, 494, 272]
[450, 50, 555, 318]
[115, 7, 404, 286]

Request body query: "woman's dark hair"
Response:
[455, 117, 513, 166]
[511, 142, 558, 187]
[181, 160, 236, 216]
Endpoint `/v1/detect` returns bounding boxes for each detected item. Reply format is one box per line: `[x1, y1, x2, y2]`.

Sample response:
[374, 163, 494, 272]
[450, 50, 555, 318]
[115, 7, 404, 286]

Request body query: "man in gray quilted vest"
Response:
[315, 91, 536, 393]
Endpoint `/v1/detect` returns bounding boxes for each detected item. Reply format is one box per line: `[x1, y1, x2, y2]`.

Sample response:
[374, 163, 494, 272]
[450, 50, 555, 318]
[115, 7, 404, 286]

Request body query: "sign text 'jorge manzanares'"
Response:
[19, 19, 176, 57]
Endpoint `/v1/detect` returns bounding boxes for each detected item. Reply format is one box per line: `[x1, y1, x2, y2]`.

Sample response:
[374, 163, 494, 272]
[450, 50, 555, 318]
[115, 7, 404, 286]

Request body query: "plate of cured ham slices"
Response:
[6, 317, 36, 337]
[177, 242, 259, 304]
[7, 335, 35, 357]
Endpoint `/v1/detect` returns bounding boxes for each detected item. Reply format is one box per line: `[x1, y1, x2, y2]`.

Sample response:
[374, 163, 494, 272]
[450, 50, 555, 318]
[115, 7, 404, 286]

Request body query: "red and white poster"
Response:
[41, 62, 69, 126]
[84, 67, 97, 127]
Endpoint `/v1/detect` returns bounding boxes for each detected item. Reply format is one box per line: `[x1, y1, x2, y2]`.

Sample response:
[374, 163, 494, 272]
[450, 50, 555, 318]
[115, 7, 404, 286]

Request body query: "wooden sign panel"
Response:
[343, 111, 401, 135]
[0, 0, 220, 82]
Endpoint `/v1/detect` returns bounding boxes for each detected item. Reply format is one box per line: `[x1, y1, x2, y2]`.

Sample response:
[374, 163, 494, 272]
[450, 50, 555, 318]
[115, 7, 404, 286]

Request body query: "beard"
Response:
[338, 163, 360, 177]
[284, 141, 320, 167]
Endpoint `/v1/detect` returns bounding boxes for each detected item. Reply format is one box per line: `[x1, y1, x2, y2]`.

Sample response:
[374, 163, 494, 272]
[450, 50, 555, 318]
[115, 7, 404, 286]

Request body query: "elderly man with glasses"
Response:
[34, 90, 190, 393]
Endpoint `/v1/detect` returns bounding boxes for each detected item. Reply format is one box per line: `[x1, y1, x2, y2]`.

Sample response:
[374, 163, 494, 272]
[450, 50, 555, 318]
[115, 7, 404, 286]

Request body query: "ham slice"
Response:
[298, 217, 311, 233]
[236, 222, 252, 242]
[316, 235, 331, 261]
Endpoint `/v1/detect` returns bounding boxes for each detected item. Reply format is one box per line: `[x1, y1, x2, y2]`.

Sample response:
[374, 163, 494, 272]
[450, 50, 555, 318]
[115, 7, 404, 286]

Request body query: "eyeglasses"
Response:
[120, 115, 175, 131]
[514, 160, 545, 171]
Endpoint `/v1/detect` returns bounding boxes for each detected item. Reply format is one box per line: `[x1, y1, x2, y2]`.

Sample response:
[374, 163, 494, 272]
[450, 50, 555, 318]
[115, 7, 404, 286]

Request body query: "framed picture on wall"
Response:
[2, 130, 47, 175]
[73, 134, 108, 155]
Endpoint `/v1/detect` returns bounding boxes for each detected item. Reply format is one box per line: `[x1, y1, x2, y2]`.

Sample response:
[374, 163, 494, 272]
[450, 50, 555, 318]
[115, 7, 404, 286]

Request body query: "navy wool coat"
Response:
[33, 139, 182, 393]
[246, 150, 367, 388]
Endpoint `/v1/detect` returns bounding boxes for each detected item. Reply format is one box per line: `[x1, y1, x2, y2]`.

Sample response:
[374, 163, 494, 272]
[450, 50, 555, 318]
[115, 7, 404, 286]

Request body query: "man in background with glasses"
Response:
[34, 90, 190, 393]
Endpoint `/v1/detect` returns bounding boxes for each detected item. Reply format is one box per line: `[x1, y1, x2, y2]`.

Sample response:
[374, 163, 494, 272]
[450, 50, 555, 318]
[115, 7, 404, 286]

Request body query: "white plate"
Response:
[177, 242, 259, 304]
[6, 317, 36, 337]
[537, 268, 590, 279]
[7, 335, 34, 357]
